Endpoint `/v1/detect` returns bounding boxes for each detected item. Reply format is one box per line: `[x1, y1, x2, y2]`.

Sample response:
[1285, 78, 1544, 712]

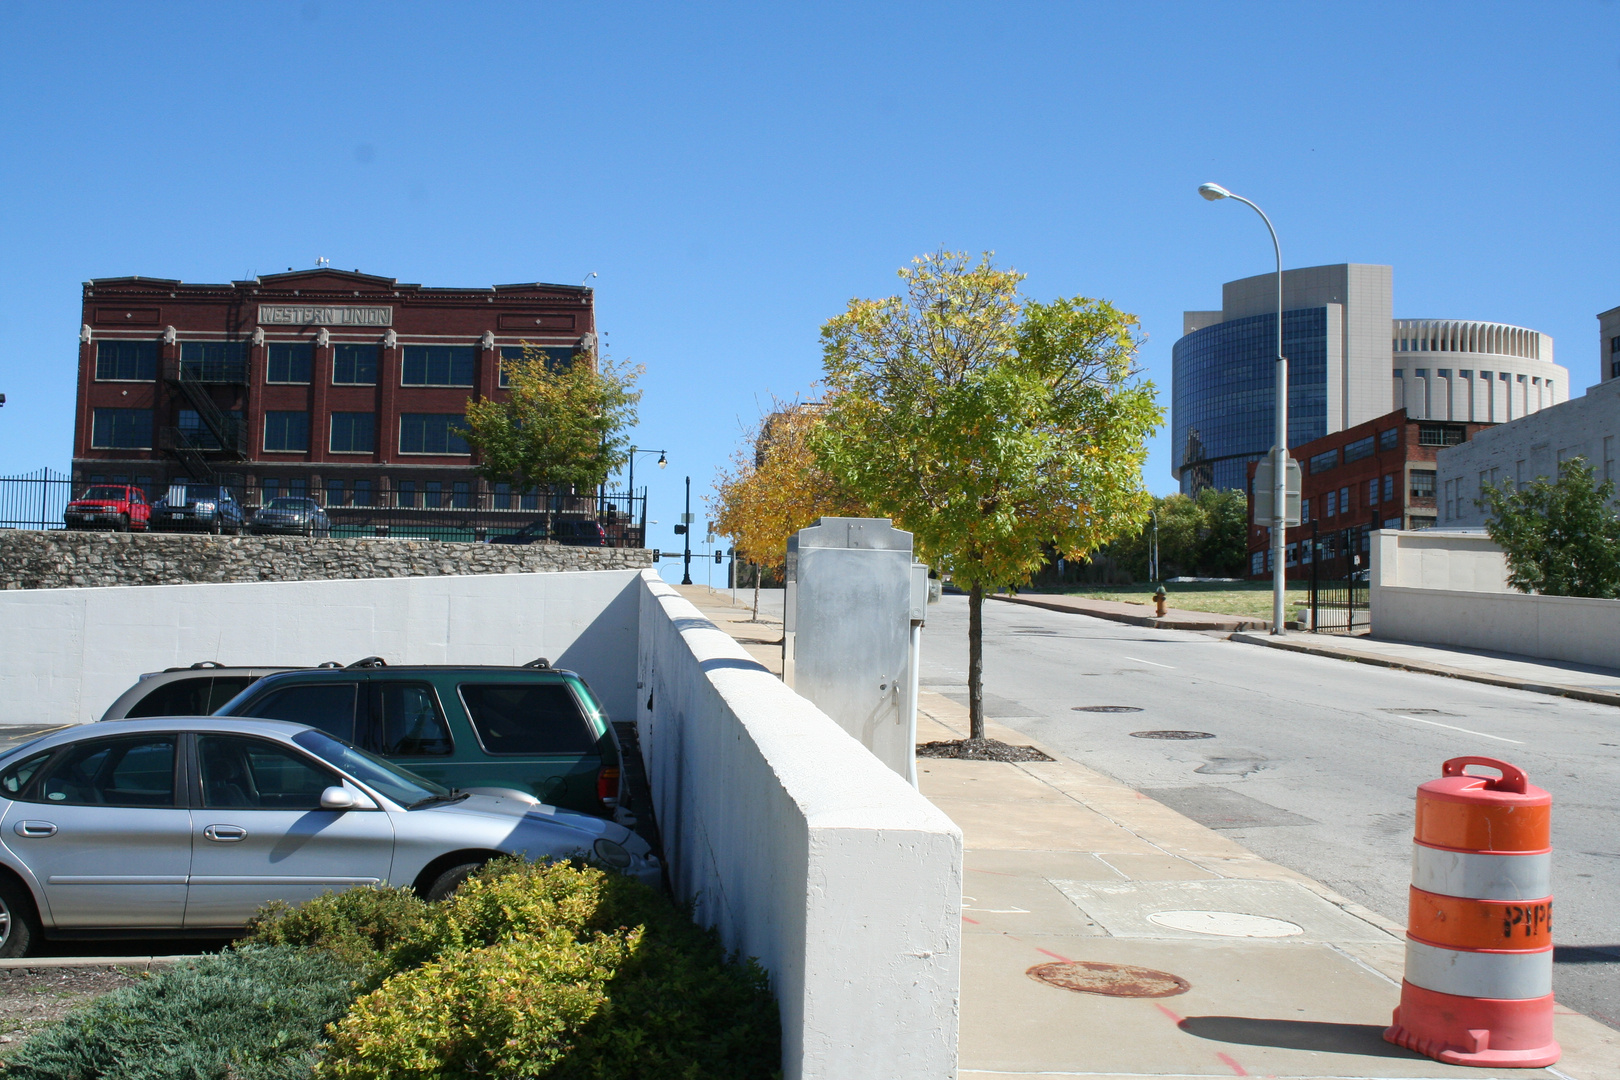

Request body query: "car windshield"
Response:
[291, 728, 449, 806]
[264, 498, 314, 510]
[172, 486, 226, 502]
[81, 486, 128, 500]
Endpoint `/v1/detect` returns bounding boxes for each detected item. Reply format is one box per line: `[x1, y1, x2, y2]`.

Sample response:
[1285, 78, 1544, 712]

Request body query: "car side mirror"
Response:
[320, 785, 359, 810]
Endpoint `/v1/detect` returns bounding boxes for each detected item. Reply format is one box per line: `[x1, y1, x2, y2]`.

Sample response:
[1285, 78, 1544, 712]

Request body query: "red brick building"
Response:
[1245, 408, 1493, 578]
[72, 269, 594, 518]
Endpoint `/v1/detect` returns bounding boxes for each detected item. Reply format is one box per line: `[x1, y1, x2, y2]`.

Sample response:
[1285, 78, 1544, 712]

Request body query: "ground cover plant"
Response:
[0, 947, 364, 1080]
[2, 859, 779, 1080]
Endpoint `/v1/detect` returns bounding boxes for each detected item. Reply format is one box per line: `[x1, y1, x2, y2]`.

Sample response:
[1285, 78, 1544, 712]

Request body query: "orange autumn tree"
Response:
[711, 401, 863, 616]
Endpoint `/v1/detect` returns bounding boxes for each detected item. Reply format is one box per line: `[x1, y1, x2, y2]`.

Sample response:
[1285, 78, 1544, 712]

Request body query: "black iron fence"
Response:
[1304, 520, 1369, 633]
[0, 469, 646, 547]
[0, 469, 73, 530]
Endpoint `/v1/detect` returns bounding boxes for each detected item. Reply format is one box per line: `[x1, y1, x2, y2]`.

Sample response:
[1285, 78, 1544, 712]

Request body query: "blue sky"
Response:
[2, 2, 1616, 580]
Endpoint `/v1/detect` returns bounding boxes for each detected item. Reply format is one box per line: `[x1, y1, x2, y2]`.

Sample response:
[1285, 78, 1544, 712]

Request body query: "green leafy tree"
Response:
[1107, 488, 1248, 580]
[459, 343, 642, 518]
[1479, 457, 1620, 597]
[814, 250, 1161, 740]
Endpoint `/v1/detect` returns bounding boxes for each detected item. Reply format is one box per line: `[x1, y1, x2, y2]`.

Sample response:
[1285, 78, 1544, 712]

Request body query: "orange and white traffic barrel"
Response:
[1384, 755, 1559, 1068]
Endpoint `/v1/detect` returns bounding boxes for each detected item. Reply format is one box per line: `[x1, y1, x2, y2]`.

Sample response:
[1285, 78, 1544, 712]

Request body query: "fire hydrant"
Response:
[1153, 585, 1168, 619]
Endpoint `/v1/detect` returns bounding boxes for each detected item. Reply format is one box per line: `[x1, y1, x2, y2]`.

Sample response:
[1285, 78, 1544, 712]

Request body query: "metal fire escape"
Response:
[160, 352, 249, 481]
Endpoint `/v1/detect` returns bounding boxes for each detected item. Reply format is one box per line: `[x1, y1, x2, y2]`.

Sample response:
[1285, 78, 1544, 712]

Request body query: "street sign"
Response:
[1252, 452, 1301, 526]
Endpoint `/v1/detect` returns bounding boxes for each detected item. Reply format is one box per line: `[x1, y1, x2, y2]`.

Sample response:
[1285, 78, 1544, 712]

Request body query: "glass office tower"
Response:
[1172, 308, 1328, 493]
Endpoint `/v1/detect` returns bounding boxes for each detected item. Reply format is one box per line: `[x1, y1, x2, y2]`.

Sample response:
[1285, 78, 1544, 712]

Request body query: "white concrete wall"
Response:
[637, 571, 961, 1080]
[0, 569, 643, 728]
[1435, 375, 1620, 528]
[1371, 529, 1510, 593]
[1370, 530, 1620, 667]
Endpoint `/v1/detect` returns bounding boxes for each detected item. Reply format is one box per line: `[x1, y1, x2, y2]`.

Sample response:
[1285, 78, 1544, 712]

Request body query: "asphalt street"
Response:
[918, 592, 1620, 1031]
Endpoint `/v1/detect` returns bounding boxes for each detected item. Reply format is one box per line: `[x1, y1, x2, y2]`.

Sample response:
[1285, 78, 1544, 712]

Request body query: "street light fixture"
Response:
[1198, 181, 1289, 636]
[624, 446, 668, 547]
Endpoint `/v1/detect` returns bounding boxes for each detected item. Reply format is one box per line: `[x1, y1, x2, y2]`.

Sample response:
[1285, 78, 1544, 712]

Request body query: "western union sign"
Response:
[258, 305, 393, 327]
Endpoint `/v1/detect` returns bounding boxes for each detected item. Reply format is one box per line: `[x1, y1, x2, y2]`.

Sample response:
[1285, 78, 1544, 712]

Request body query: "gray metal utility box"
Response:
[784, 517, 919, 778]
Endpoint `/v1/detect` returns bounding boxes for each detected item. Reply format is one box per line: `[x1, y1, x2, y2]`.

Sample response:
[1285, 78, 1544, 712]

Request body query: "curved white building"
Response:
[1392, 319, 1565, 423]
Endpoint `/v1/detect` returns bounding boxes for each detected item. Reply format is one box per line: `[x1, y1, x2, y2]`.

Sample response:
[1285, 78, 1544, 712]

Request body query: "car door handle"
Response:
[203, 824, 247, 842]
[12, 821, 56, 838]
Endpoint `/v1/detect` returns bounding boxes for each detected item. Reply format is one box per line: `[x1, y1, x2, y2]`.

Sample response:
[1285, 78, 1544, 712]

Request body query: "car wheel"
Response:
[210, 519, 223, 535]
[425, 861, 487, 902]
[0, 876, 40, 959]
[114, 514, 129, 532]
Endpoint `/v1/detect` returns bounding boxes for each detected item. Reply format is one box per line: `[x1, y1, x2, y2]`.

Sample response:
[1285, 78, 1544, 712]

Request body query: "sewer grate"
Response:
[1073, 706, 1143, 713]
[1130, 730, 1215, 740]
[1027, 960, 1190, 998]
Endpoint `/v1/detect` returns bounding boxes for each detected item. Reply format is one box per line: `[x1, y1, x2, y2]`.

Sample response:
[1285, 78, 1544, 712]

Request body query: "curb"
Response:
[0, 955, 198, 971]
[991, 591, 1273, 633]
[1231, 631, 1620, 709]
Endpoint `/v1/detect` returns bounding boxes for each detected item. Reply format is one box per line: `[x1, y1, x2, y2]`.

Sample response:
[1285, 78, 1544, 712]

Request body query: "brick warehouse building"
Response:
[1244, 408, 1493, 578]
[71, 268, 621, 538]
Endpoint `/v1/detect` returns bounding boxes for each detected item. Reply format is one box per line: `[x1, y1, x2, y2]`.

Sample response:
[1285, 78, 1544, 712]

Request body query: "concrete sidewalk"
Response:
[1233, 631, 1620, 709]
[993, 591, 1274, 633]
[674, 586, 1620, 1080]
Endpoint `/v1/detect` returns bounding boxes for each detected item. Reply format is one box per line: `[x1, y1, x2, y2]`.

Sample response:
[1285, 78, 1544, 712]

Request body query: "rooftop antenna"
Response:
[316, 256, 331, 269]
[582, 271, 597, 288]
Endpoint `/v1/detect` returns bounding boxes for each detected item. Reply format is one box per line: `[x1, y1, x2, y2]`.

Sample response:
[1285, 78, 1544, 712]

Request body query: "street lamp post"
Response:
[1199, 182, 1288, 636]
[681, 475, 693, 585]
[624, 446, 667, 544]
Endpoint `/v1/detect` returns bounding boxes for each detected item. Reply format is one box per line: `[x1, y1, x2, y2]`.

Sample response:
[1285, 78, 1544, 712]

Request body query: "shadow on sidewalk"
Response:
[1178, 1016, 1420, 1059]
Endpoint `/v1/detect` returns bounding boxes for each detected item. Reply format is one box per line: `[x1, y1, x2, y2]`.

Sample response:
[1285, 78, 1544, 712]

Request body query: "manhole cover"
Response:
[1073, 706, 1143, 713]
[1130, 730, 1215, 740]
[1027, 960, 1190, 998]
[1147, 910, 1304, 938]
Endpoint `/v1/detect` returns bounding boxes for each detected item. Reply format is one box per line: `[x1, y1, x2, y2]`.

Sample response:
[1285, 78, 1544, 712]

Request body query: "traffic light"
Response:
[714, 551, 723, 564]
[673, 524, 687, 535]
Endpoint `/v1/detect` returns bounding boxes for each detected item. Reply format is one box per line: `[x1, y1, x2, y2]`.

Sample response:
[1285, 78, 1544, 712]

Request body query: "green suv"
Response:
[213, 660, 623, 818]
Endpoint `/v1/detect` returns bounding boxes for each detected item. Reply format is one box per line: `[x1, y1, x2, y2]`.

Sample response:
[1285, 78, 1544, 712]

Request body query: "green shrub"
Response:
[316, 929, 635, 1080]
[2, 947, 363, 1080]
[327, 858, 781, 1079]
[243, 884, 430, 977]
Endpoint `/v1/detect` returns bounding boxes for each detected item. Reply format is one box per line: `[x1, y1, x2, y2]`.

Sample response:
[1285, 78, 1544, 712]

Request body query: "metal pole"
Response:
[1150, 508, 1159, 582]
[627, 446, 635, 507]
[681, 475, 693, 585]
[1223, 193, 1288, 636]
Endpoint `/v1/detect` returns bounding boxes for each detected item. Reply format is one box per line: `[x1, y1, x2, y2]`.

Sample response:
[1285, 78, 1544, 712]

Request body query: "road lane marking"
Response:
[1124, 656, 1175, 668]
[1396, 714, 1523, 744]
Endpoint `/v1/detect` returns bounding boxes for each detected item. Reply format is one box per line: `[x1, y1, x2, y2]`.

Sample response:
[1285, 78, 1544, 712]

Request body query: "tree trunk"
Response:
[753, 562, 761, 620]
[968, 582, 985, 741]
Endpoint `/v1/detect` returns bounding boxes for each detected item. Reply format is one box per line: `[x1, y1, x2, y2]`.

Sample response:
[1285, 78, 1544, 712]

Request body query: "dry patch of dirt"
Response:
[0, 966, 142, 1049]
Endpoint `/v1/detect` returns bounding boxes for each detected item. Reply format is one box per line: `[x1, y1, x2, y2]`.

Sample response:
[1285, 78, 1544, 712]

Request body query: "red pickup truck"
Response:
[63, 484, 151, 532]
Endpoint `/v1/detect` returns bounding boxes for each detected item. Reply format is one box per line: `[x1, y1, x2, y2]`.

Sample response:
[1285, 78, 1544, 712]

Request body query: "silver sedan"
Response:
[0, 717, 661, 957]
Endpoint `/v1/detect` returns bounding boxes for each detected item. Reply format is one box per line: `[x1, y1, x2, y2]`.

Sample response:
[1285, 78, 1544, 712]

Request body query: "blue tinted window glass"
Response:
[330, 412, 375, 453]
[95, 341, 158, 381]
[264, 411, 310, 452]
[1172, 307, 1329, 495]
[91, 408, 154, 449]
[402, 346, 475, 386]
[398, 413, 470, 455]
[266, 343, 313, 383]
[334, 344, 378, 385]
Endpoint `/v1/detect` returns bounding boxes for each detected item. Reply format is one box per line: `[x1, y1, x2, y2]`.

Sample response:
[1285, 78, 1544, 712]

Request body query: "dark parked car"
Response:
[214, 661, 625, 818]
[63, 485, 150, 532]
[150, 484, 245, 534]
[249, 497, 331, 537]
[489, 518, 606, 546]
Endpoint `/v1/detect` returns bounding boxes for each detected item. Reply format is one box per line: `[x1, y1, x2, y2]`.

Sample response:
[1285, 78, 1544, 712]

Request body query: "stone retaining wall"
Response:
[0, 530, 650, 590]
